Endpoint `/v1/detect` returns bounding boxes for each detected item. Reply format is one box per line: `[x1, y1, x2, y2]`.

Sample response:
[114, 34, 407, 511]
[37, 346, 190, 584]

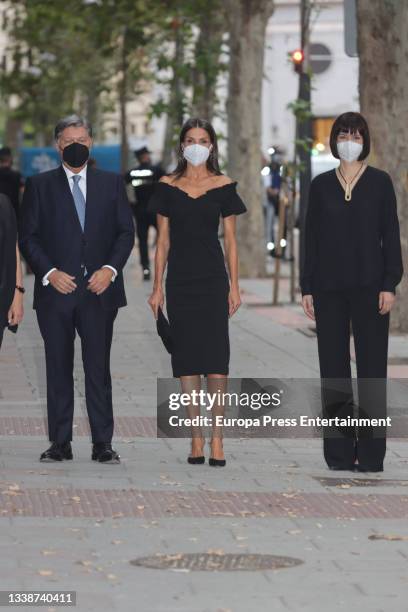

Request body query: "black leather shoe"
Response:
[354, 464, 383, 473]
[40, 442, 73, 462]
[92, 443, 120, 464]
[328, 465, 355, 471]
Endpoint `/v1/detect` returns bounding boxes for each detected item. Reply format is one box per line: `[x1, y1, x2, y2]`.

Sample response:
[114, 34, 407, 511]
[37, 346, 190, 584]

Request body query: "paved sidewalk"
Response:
[1, 252, 408, 612]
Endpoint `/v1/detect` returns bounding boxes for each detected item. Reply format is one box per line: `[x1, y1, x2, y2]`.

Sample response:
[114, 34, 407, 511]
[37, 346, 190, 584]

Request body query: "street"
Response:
[1, 251, 408, 612]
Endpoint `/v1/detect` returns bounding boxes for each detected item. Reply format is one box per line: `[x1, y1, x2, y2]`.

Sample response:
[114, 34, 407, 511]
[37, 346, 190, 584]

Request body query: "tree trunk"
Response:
[225, 0, 275, 277]
[191, 5, 224, 121]
[85, 85, 99, 133]
[162, 112, 176, 172]
[357, 0, 408, 331]
[4, 116, 23, 155]
[119, 28, 129, 174]
[162, 22, 185, 170]
[298, 1, 313, 285]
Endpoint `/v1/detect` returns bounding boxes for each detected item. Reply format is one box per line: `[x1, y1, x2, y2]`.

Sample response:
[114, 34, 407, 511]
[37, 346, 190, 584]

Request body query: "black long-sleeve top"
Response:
[300, 166, 403, 296]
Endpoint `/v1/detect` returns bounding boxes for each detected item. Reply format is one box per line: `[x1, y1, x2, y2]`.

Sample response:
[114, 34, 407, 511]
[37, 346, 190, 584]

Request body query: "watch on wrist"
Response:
[16, 286, 25, 294]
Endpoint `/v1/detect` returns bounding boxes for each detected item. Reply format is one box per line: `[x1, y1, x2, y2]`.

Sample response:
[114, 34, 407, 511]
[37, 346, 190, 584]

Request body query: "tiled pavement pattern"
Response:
[3, 487, 408, 519]
[3, 414, 408, 438]
[1, 254, 408, 611]
[0, 416, 157, 437]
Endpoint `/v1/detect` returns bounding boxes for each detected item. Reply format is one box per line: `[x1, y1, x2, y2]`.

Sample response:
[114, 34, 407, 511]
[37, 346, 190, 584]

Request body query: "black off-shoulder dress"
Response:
[148, 180, 247, 377]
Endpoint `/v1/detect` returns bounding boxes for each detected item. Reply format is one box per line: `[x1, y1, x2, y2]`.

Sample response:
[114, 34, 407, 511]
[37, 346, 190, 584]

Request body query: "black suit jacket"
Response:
[19, 165, 135, 311]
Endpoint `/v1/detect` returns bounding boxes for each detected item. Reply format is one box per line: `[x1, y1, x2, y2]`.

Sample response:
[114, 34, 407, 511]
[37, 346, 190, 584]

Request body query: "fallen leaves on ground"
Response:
[207, 548, 225, 555]
[369, 533, 408, 541]
[2, 483, 23, 496]
[41, 550, 57, 556]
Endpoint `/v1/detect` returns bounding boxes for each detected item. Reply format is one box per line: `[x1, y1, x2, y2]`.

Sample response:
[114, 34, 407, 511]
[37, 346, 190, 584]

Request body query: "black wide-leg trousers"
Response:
[313, 287, 389, 470]
[36, 279, 118, 444]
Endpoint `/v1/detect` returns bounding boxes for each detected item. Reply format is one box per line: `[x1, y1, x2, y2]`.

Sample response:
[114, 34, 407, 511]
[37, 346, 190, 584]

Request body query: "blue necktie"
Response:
[72, 175, 86, 231]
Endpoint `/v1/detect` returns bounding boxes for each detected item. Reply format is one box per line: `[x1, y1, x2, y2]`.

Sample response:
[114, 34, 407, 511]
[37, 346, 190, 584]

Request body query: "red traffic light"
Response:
[292, 49, 304, 63]
[291, 49, 304, 73]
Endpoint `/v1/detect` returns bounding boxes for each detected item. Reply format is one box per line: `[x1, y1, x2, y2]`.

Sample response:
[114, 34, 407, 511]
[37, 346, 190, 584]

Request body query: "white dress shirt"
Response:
[42, 163, 117, 285]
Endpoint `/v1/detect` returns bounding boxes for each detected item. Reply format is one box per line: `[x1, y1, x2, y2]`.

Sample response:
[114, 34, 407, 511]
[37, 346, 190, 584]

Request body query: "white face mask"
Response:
[337, 140, 363, 163]
[182, 143, 212, 166]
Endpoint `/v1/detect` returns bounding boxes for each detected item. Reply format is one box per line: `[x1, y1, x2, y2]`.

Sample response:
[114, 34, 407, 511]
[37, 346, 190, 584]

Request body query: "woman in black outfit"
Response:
[148, 118, 247, 467]
[0, 194, 24, 349]
[301, 112, 403, 473]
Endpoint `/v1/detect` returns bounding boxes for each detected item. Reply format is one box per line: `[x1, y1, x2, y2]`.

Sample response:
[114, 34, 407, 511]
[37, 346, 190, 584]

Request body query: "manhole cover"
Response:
[130, 553, 303, 571]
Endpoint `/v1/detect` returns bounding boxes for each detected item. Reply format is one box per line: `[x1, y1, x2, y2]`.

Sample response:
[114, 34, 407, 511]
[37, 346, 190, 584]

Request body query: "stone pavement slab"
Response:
[0, 253, 407, 612]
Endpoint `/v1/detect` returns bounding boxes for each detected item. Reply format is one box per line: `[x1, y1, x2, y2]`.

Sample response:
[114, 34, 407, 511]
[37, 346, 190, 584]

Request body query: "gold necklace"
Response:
[336, 163, 365, 202]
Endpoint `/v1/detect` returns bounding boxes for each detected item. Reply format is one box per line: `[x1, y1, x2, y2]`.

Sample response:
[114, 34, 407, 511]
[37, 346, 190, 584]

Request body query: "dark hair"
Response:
[54, 114, 93, 141]
[0, 146, 12, 162]
[329, 112, 370, 161]
[171, 117, 222, 179]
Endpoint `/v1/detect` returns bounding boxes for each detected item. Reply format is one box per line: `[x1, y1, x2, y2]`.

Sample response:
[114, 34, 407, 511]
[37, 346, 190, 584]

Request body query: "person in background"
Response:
[266, 156, 283, 258]
[125, 146, 165, 281]
[0, 147, 24, 222]
[0, 194, 24, 349]
[261, 153, 271, 248]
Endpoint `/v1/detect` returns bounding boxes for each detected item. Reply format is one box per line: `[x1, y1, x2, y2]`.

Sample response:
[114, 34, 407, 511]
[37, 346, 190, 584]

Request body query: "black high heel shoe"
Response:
[208, 438, 226, 467]
[187, 438, 205, 464]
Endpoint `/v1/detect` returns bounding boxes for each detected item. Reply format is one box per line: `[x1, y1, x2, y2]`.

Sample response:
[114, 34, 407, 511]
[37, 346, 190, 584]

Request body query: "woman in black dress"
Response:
[148, 118, 247, 467]
[301, 112, 403, 472]
[0, 194, 24, 349]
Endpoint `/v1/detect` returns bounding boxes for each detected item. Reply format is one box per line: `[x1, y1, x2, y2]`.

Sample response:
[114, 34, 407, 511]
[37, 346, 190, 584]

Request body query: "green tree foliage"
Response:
[1, 0, 228, 149]
[1, 0, 155, 144]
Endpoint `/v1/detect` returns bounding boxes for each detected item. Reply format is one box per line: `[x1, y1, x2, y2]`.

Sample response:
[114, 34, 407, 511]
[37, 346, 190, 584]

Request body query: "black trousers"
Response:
[134, 208, 156, 270]
[36, 277, 118, 444]
[313, 287, 389, 469]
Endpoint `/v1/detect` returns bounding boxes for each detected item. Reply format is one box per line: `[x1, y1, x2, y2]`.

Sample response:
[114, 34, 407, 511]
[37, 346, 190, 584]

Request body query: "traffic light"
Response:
[291, 49, 304, 74]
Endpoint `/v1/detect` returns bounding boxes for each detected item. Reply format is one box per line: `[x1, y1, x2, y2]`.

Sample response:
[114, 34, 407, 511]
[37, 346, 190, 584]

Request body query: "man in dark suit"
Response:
[19, 115, 135, 464]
